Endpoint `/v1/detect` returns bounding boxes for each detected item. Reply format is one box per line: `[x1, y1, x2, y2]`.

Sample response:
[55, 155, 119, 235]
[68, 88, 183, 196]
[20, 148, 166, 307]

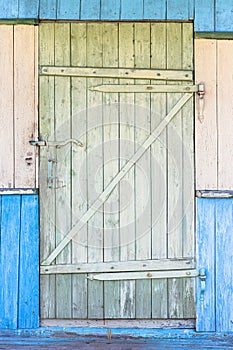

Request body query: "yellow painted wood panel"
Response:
[0, 25, 38, 189]
[39, 22, 195, 320]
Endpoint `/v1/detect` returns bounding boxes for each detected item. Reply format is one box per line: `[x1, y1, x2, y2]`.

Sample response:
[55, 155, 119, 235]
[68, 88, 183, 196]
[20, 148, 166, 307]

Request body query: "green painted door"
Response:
[39, 22, 195, 320]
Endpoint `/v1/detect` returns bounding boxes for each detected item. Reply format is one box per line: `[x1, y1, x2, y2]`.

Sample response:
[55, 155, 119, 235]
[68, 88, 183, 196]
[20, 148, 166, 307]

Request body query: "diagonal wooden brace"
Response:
[41, 92, 193, 266]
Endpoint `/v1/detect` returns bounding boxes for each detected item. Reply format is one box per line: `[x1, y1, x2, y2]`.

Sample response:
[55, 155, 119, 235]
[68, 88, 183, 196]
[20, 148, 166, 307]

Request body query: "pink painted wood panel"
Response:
[195, 39, 233, 190]
[217, 40, 233, 190]
[195, 39, 217, 190]
[0, 25, 38, 189]
[0, 26, 14, 188]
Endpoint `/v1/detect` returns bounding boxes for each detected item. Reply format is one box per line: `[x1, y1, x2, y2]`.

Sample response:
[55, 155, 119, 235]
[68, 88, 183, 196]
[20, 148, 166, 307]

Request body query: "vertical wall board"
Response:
[81, 0, 101, 20]
[195, 39, 217, 190]
[18, 195, 39, 329]
[196, 198, 216, 332]
[121, 0, 143, 19]
[101, 0, 120, 20]
[71, 22, 88, 319]
[86, 22, 104, 319]
[54, 23, 72, 319]
[195, 0, 215, 32]
[39, 0, 56, 19]
[0, 26, 14, 188]
[39, 23, 56, 319]
[216, 199, 233, 332]
[0, 195, 21, 329]
[216, 0, 233, 31]
[18, 0, 38, 18]
[217, 41, 233, 190]
[57, 0, 80, 20]
[0, 0, 18, 18]
[166, 0, 190, 19]
[14, 25, 37, 188]
[143, 0, 166, 19]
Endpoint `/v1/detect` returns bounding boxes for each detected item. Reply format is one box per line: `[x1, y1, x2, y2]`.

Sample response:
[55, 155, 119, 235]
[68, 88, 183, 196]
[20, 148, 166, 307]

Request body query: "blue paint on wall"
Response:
[0, 0, 232, 32]
[81, 0, 101, 20]
[0, 194, 39, 329]
[216, 0, 233, 31]
[101, 0, 121, 20]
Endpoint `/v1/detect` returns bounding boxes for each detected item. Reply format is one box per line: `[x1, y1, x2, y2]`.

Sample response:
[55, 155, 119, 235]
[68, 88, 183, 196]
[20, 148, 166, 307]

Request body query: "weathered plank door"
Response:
[39, 22, 195, 320]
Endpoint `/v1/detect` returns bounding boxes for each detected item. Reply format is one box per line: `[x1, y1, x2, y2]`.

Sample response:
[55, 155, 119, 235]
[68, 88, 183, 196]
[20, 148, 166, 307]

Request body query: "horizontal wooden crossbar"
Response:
[90, 84, 198, 93]
[40, 66, 193, 81]
[40, 258, 195, 275]
[88, 269, 199, 281]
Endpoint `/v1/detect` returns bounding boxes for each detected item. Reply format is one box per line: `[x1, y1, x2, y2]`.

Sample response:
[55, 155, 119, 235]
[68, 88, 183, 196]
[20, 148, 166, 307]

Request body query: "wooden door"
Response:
[39, 22, 195, 321]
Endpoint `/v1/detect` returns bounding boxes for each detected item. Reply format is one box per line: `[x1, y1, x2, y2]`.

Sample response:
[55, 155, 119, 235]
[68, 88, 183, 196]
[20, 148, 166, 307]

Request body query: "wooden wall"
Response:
[0, 0, 233, 32]
[195, 39, 233, 190]
[0, 194, 39, 329]
[0, 25, 38, 189]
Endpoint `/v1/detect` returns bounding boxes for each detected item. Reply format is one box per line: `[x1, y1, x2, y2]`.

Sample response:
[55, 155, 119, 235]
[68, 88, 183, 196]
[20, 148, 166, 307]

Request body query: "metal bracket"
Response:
[47, 159, 66, 189]
[199, 268, 206, 302]
[197, 82, 205, 123]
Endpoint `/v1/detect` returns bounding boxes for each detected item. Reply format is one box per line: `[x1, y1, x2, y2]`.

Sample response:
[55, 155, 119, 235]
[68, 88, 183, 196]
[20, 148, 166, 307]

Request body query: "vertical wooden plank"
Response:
[101, 0, 120, 20]
[119, 23, 136, 318]
[39, 23, 56, 319]
[0, 0, 18, 18]
[54, 23, 72, 319]
[217, 41, 233, 190]
[150, 22, 168, 319]
[57, 0, 80, 20]
[134, 23, 152, 319]
[216, 199, 233, 332]
[86, 23, 104, 318]
[196, 198, 216, 332]
[121, 0, 143, 19]
[195, 0, 215, 32]
[216, 0, 233, 31]
[18, 195, 39, 329]
[181, 23, 195, 318]
[18, 0, 38, 18]
[195, 39, 217, 190]
[167, 0, 189, 19]
[81, 0, 100, 20]
[0, 26, 14, 188]
[14, 25, 37, 188]
[0, 195, 20, 329]
[71, 22, 88, 319]
[39, 0, 57, 19]
[102, 23, 121, 319]
[143, 0, 166, 19]
[167, 23, 183, 318]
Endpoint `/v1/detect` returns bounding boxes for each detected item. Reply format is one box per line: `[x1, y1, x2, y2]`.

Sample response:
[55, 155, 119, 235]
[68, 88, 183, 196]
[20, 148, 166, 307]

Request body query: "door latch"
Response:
[197, 82, 205, 123]
[199, 268, 206, 302]
[47, 159, 66, 189]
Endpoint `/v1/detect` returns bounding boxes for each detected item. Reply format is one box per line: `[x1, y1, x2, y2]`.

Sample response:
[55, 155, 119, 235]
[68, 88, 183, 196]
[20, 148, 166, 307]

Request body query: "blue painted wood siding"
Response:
[0, 0, 232, 32]
[196, 198, 233, 332]
[0, 194, 39, 329]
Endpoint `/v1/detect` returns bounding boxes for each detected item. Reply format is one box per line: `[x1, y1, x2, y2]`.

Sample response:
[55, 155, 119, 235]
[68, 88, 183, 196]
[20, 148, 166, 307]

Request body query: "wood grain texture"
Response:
[71, 22, 88, 319]
[39, 0, 56, 19]
[0, 0, 18, 18]
[81, 0, 100, 20]
[0, 26, 14, 188]
[144, 0, 166, 19]
[14, 25, 37, 188]
[0, 195, 21, 329]
[195, 0, 215, 32]
[18, 0, 38, 18]
[18, 195, 39, 328]
[195, 39, 217, 190]
[121, 0, 143, 19]
[39, 23, 56, 319]
[57, 0, 80, 20]
[40, 22, 195, 321]
[216, 0, 233, 31]
[101, 0, 120, 20]
[196, 198, 216, 332]
[216, 199, 233, 332]
[217, 41, 233, 190]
